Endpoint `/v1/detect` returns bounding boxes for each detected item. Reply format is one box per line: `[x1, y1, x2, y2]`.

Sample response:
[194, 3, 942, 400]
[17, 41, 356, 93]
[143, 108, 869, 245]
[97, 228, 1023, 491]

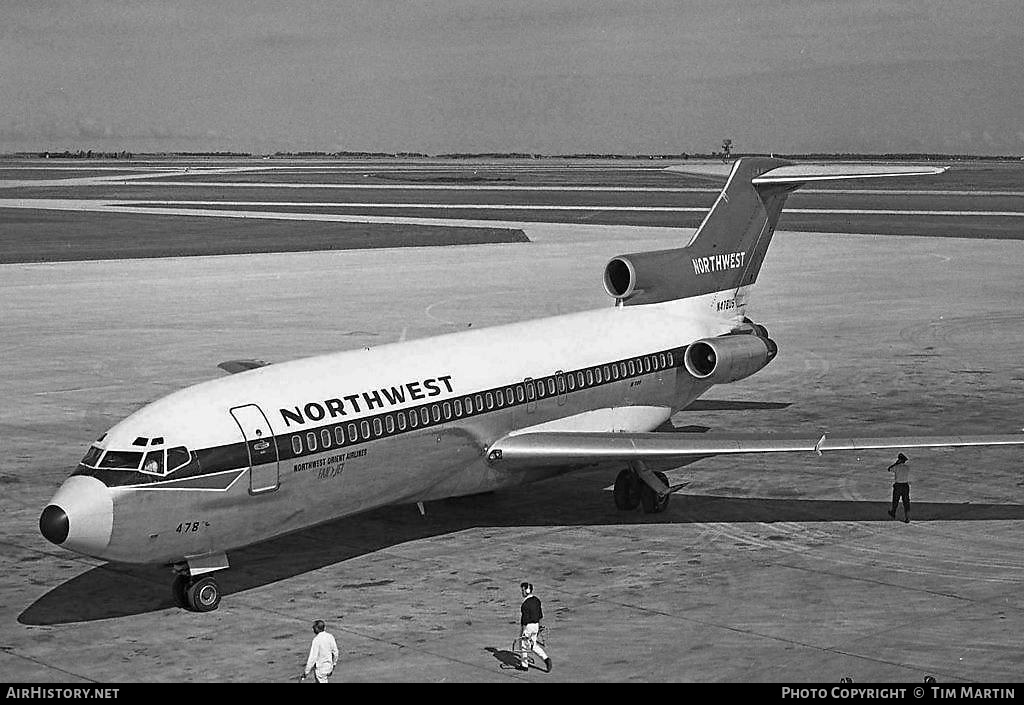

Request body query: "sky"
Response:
[2, 0, 1022, 155]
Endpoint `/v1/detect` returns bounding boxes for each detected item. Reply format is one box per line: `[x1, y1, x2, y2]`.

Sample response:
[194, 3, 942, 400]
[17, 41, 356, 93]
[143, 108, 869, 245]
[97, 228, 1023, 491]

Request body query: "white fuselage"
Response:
[47, 288, 749, 565]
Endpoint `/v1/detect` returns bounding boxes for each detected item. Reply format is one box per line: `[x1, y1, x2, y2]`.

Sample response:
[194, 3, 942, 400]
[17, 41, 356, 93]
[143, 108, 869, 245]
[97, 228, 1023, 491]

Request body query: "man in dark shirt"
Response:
[518, 582, 551, 672]
[887, 453, 911, 523]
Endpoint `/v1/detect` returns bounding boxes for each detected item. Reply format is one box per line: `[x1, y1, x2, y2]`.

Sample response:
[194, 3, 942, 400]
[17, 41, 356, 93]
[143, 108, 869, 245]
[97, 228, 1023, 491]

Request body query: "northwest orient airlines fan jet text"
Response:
[39, 158, 1024, 611]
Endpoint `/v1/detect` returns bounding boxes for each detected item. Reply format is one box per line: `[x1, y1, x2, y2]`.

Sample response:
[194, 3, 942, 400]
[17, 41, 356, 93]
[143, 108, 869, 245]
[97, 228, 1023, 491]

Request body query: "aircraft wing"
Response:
[217, 359, 272, 374]
[485, 431, 1024, 469]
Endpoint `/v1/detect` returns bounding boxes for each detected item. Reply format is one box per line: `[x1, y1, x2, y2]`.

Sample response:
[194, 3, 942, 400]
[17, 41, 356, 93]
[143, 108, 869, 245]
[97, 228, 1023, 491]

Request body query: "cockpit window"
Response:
[98, 450, 143, 470]
[142, 450, 165, 475]
[167, 446, 190, 473]
[81, 446, 103, 467]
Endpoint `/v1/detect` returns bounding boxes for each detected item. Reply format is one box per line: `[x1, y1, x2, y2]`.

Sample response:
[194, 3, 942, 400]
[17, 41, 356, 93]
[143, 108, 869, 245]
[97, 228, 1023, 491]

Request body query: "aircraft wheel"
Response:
[171, 575, 190, 608]
[186, 576, 222, 612]
[613, 469, 641, 510]
[640, 472, 671, 514]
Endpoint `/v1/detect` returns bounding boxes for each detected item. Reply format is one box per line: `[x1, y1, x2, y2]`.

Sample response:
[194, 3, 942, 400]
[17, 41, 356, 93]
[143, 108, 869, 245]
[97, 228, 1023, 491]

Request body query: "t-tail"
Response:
[602, 157, 946, 307]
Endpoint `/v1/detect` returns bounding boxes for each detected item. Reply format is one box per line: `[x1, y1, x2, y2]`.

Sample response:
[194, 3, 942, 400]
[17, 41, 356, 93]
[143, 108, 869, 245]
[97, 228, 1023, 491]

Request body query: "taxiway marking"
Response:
[1, 198, 1020, 219]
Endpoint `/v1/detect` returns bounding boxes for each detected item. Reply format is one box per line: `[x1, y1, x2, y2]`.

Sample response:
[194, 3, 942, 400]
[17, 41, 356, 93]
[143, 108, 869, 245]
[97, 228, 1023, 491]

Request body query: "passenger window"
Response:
[567, 374, 576, 391]
[464, 396, 474, 413]
[372, 418, 382, 436]
[644, 356, 652, 372]
[475, 394, 484, 409]
[547, 378, 556, 394]
[361, 420, 371, 438]
[602, 365, 610, 380]
[628, 360, 636, 375]
[321, 429, 332, 448]
[577, 371, 585, 387]
[506, 388, 514, 404]
[556, 377, 565, 394]
[385, 415, 395, 434]
[142, 450, 165, 475]
[306, 432, 318, 452]
[494, 392, 504, 408]
[167, 446, 191, 471]
[335, 426, 345, 445]
[516, 385, 525, 402]
[667, 352, 674, 366]
[291, 436, 302, 454]
[443, 402, 452, 419]
[409, 410, 419, 428]
[586, 369, 594, 385]
[347, 423, 358, 442]
[485, 392, 494, 409]
[398, 413, 407, 430]
[619, 362, 627, 377]
[454, 399, 463, 417]
[594, 368, 603, 384]
[420, 407, 430, 425]
[611, 364, 620, 380]
[526, 383, 535, 401]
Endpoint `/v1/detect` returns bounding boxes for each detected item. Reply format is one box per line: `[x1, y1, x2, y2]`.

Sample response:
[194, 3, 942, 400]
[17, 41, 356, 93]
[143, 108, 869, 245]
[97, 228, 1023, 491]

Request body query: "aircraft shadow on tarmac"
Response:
[19, 400, 1024, 625]
[20, 484, 1024, 626]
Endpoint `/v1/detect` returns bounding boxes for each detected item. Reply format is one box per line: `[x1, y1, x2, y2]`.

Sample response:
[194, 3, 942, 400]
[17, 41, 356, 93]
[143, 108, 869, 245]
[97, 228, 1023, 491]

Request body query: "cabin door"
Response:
[230, 404, 280, 494]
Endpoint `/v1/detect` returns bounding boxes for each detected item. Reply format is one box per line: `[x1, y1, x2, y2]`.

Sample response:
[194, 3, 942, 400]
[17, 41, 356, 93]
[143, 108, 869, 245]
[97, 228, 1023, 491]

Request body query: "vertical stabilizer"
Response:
[602, 158, 945, 307]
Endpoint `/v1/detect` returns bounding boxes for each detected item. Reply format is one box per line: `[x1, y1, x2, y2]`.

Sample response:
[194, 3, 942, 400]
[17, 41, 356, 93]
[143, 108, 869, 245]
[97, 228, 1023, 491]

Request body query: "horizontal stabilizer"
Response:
[217, 359, 272, 375]
[486, 431, 1024, 469]
[751, 163, 946, 184]
[664, 162, 946, 183]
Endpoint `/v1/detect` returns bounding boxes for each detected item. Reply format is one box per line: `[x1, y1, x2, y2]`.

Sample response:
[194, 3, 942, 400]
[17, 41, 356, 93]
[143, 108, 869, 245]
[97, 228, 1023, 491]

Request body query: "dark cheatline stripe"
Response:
[139, 469, 247, 490]
[72, 344, 691, 489]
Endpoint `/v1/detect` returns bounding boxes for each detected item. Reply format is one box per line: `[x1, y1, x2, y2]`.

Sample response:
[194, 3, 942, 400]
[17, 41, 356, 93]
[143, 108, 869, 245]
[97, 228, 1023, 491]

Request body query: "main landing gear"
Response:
[613, 462, 672, 514]
[171, 553, 229, 612]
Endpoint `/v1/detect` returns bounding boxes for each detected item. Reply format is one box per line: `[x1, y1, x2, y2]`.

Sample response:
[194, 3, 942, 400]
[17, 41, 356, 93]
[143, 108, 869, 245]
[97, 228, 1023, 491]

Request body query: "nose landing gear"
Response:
[171, 553, 228, 612]
[172, 572, 223, 612]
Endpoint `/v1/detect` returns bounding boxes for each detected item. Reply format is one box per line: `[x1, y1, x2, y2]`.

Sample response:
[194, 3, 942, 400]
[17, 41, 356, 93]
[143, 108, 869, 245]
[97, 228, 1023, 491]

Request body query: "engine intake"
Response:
[684, 334, 778, 384]
[603, 257, 639, 300]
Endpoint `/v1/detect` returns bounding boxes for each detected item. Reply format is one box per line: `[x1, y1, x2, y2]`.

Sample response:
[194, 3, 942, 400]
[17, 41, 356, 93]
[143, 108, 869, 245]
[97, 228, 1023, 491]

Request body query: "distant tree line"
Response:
[36, 150, 135, 159]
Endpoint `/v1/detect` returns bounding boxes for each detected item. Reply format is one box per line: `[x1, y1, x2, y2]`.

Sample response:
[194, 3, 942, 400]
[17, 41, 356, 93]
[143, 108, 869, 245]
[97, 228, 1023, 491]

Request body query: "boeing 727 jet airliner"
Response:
[39, 158, 1024, 611]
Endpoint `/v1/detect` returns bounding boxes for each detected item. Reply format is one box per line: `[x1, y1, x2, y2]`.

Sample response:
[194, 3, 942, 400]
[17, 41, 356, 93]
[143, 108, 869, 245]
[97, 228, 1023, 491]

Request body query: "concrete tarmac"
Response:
[2, 209, 1024, 681]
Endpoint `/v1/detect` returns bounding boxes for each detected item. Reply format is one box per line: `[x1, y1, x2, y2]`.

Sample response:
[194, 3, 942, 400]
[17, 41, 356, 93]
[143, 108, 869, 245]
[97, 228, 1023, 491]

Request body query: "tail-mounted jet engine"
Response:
[684, 331, 778, 385]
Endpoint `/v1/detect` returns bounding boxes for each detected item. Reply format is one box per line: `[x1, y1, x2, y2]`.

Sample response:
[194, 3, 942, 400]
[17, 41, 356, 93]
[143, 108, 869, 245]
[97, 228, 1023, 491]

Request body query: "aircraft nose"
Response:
[40, 476, 113, 556]
[39, 504, 70, 544]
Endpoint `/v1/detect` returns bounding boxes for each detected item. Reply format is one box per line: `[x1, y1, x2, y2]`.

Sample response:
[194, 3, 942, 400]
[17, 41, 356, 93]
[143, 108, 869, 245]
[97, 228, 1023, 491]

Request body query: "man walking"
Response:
[517, 582, 552, 672]
[301, 619, 338, 683]
[887, 453, 911, 523]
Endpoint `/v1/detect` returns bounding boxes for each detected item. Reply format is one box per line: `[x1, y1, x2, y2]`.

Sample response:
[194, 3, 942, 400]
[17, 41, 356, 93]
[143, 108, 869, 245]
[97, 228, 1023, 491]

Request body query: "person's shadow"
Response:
[485, 647, 525, 671]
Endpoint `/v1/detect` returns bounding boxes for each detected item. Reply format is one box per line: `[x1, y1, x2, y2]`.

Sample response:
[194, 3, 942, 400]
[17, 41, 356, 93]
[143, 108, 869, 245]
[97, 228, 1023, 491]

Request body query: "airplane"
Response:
[39, 157, 1024, 612]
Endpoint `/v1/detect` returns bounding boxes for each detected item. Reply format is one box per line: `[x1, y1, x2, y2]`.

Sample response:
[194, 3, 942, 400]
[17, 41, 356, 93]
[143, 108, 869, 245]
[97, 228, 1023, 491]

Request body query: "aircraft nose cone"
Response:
[39, 504, 70, 545]
[41, 476, 113, 557]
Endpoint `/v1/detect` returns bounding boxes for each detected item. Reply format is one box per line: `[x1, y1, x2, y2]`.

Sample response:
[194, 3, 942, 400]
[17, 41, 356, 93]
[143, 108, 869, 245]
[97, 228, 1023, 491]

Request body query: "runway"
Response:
[1, 159, 1023, 683]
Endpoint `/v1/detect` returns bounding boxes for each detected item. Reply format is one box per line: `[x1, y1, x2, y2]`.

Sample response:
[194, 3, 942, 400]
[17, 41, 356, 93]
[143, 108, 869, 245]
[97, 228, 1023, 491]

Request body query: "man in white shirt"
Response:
[301, 619, 338, 683]
[887, 453, 911, 523]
